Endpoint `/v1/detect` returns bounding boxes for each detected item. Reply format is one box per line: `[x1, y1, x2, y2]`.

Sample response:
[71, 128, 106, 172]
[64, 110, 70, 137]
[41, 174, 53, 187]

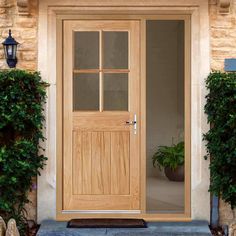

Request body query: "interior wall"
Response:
[146, 21, 184, 177]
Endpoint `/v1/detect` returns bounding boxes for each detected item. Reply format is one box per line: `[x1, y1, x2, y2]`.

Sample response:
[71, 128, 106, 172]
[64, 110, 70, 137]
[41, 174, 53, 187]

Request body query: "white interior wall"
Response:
[146, 21, 184, 177]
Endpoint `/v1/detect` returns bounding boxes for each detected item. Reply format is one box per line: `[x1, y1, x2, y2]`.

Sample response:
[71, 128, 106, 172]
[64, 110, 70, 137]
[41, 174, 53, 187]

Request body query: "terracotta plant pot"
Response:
[164, 165, 184, 182]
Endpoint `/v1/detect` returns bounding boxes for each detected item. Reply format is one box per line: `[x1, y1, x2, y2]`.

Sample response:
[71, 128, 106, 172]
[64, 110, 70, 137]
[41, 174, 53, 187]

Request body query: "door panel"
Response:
[72, 131, 130, 195]
[110, 132, 130, 195]
[63, 20, 140, 211]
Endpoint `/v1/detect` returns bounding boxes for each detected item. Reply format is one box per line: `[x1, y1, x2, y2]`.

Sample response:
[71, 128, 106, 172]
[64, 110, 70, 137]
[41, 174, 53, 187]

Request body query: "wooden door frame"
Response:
[56, 13, 191, 221]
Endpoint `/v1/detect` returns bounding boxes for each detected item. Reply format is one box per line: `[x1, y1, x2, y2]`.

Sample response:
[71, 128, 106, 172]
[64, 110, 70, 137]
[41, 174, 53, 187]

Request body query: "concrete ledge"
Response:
[37, 220, 211, 236]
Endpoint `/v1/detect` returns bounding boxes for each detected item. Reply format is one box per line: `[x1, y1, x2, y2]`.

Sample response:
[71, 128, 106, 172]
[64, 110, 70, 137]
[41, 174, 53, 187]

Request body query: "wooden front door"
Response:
[63, 20, 140, 211]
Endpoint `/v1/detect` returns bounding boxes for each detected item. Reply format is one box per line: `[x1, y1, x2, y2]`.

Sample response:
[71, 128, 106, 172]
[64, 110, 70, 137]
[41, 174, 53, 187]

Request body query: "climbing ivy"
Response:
[204, 71, 236, 209]
[0, 69, 48, 234]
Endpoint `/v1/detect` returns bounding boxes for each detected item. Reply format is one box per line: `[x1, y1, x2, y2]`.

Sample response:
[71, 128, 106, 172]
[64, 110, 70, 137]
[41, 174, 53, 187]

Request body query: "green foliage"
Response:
[204, 71, 236, 209]
[0, 69, 48, 234]
[152, 141, 184, 170]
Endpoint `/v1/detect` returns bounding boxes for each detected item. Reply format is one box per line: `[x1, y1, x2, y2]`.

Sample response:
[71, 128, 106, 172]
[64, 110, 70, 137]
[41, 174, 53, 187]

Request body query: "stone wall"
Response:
[219, 199, 236, 235]
[209, 0, 236, 235]
[209, 0, 236, 71]
[0, 0, 38, 221]
[0, 0, 38, 70]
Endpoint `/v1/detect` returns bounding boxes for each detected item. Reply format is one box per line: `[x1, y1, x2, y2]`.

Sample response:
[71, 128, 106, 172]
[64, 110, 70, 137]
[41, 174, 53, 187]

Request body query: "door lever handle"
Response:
[125, 114, 137, 134]
[126, 121, 136, 125]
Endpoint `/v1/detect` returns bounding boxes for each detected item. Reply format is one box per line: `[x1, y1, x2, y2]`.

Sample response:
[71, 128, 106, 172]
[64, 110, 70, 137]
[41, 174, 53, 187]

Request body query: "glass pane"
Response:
[73, 73, 99, 111]
[104, 73, 128, 111]
[74, 32, 99, 69]
[146, 20, 185, 213]
[103, 32, 128, 69]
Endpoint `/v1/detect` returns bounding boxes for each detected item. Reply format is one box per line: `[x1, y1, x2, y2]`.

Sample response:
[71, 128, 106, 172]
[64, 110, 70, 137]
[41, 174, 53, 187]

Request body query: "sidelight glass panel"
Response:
[104, 73, 128, 111]
[74, 32, 99, 69]
[146, 20, 185, 213]
[103, 32, 128, 69]
[73, 73, 99, 111]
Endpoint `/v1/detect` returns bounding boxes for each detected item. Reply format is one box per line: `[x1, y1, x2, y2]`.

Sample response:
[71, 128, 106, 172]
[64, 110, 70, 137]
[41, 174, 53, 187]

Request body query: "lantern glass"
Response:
[8, 45, 13, 56]
[6, 45, 17, 59]
[3, 45, 7, 59]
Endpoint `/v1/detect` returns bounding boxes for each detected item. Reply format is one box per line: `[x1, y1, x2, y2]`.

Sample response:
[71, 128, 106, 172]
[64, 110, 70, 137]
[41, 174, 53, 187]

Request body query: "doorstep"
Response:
[36, 220, 212, 236]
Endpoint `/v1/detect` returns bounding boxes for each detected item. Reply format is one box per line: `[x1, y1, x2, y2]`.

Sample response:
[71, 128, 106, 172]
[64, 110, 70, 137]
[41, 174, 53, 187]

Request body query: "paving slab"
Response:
[37, 220, 212, 236]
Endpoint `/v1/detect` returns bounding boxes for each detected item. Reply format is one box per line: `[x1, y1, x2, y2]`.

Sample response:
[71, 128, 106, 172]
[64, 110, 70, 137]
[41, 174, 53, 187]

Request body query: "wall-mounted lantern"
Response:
[2, 30, 19, 68]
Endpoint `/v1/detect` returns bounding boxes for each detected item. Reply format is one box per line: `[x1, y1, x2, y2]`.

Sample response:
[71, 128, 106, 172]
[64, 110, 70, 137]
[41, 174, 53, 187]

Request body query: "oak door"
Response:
[63, 20, 140, 211]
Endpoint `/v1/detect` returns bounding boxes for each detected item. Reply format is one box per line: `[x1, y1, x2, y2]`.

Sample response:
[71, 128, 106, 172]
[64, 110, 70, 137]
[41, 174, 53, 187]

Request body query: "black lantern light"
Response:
[2, 30, 19, 68]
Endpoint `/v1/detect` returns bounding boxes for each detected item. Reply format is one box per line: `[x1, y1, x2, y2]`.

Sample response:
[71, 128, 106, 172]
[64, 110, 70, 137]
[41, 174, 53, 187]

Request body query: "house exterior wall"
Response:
[209, 0, 236, 234]
[0, 0, 235, 232]
[0, 0, 38, 221]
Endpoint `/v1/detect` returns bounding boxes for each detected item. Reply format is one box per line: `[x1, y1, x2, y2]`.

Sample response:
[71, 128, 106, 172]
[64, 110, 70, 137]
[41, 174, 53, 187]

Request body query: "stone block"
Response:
[0, 19, 13, 28]
[1, 29, 21, 38]
[25, 186, 37, 222]
[212, 49, 236, 59]
[16, 17, 37, 28]
[211, 59, 224, 71]
[6, 219, 20, 236]
[18, 40, 37, 51]
[211, 29, 229, 38]
[0, 50, 4, 59]
[229, 223, 236, 236]
[0, 0, 7, 8]
[0, 216, 6, 236]
[211, 38, 236, 48]
[17, 61, 37, 70]
[210, 10, 235, 28]
[0, 59, 8, 69]
[0, 7, 6, 14]
[21, 29, 37, 39]
[37, 220, 212, 236]
[21, 51, 37, 61]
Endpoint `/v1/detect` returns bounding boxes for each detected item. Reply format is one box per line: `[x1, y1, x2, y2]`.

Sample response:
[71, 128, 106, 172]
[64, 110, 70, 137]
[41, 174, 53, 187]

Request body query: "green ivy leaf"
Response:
[204, 71, 236, 210]
[0, 69, 48, 235]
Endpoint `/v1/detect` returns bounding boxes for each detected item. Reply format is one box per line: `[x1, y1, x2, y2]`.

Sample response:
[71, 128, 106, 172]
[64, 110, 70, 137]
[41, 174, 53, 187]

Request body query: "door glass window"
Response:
[146, 20, 185, 214]
[73, 73, 99, 111]
[104, 73, 128, 111]
[73, 31, 129, 111]
[74, 32, 99, 69]
[103, 32, 128, 69]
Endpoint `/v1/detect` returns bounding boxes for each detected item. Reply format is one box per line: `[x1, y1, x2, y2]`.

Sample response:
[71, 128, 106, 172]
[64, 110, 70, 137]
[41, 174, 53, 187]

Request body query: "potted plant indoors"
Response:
[152, 141, 184, 182]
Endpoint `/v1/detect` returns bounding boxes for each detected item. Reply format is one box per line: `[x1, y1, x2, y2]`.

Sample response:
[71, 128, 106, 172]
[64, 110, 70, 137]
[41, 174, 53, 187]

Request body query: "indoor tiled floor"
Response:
[146, 176, 184, 213]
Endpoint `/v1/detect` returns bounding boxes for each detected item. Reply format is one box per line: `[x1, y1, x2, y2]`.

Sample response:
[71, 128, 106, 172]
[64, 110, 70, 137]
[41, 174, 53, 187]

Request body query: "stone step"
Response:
[37, 220, 212, 236]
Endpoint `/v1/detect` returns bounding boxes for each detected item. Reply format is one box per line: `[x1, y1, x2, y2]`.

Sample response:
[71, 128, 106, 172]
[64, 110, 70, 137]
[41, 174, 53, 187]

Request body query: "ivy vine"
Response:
[0, 69, 48, 234]
[204, 71, 236, 209]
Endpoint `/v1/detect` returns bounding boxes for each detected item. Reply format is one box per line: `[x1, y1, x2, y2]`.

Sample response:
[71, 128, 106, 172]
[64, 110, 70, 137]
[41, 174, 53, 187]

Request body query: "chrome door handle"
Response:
[126, 121, 136, 125]
[125, 114, 137, 134]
